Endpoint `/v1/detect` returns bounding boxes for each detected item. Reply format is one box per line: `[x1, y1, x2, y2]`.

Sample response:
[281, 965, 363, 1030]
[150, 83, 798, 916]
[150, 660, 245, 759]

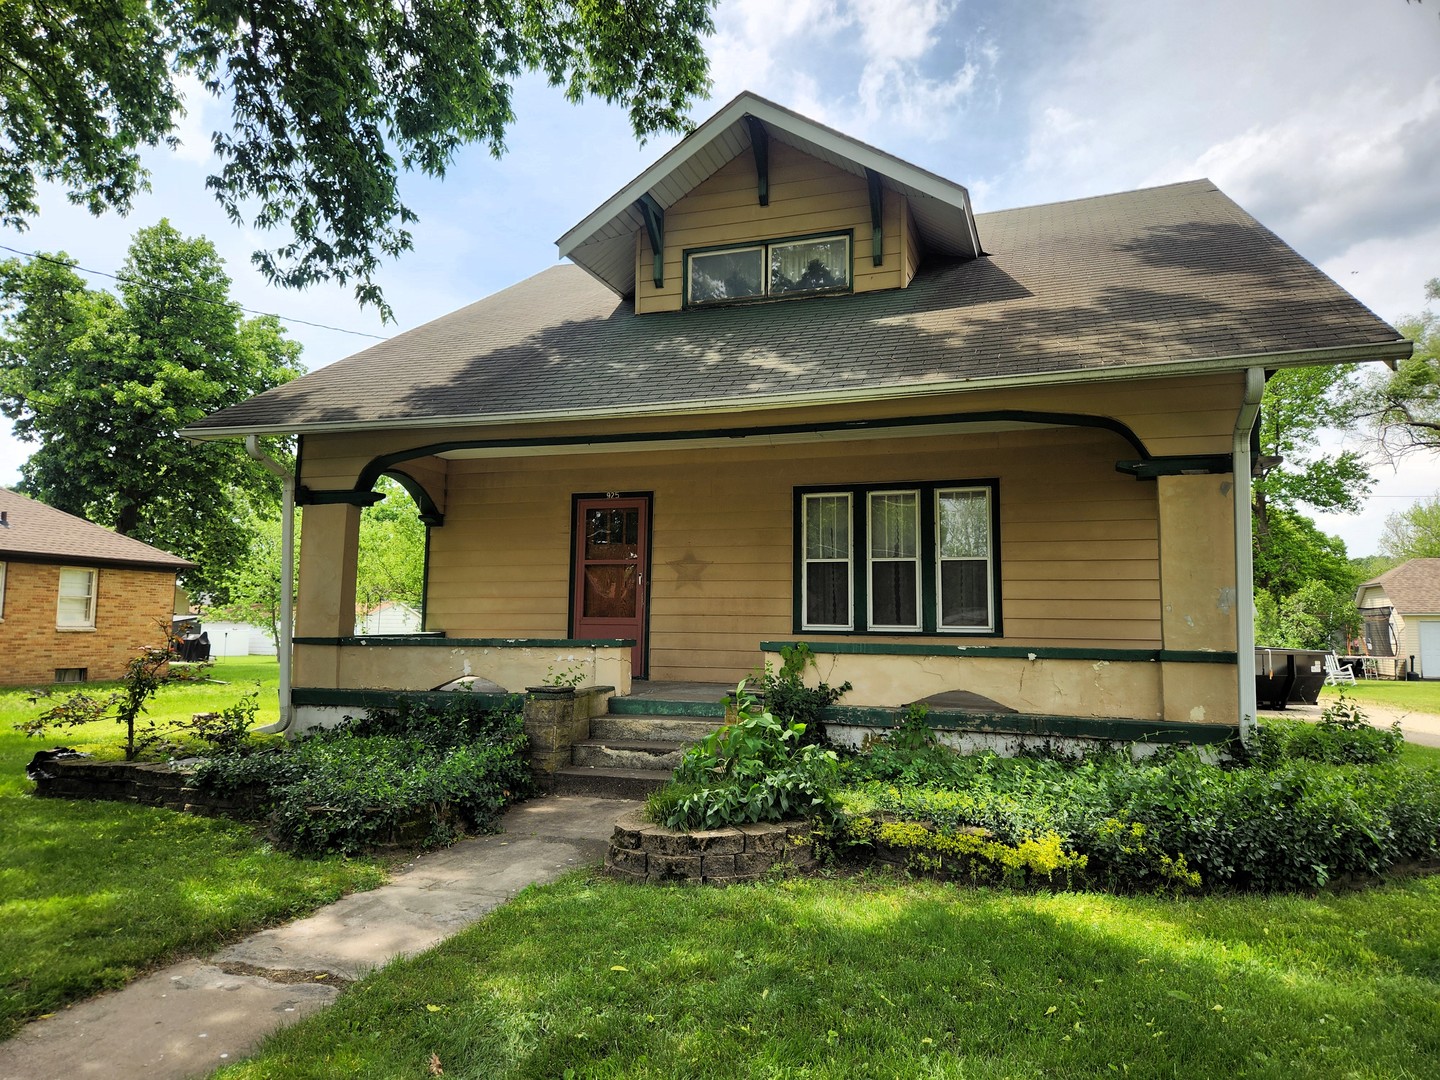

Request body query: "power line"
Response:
[0, 244, 388, 341]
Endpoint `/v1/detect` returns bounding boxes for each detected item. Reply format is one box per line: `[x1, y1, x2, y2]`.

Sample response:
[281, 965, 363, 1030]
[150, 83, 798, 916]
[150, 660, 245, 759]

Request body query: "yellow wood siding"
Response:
[902, 194, 921, 285]
[423, 425, 1161, 683]
[635, 141, 906, 314]
[295, 373, 1246, 493]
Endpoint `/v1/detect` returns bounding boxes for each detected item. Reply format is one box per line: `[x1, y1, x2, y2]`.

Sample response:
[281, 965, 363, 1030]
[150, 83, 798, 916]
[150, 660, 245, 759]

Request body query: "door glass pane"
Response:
[586, 509, 639, 560]
[806, 563, 849, 627]
[871, 562, 918, 627]
[940, 561, 989, 628]
[869, 492, 917, 559]
[770, 236, 849, 294]
[689, 248, 764, 304]
[584, 565, 637, 619]
[804, 494, 849, 559]
[939, 489, 989, 558]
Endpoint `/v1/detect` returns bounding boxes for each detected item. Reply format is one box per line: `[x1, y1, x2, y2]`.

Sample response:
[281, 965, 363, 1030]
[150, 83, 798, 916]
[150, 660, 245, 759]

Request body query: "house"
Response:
[1355, 559, 1440, 678]
[182, 92, 1409, 755]
[0, 488, 194, 686]
[356, 601, 422, 636]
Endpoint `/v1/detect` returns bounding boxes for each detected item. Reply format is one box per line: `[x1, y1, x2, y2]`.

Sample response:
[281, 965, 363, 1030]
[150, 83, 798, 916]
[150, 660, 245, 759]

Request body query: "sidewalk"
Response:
[0, 795, 634, 1080]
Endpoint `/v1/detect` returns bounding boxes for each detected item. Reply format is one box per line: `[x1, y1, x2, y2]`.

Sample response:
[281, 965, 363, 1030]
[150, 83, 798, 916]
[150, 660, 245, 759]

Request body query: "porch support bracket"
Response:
[744, 115, 770, 206]
[636, 193, 665, 289]
[866, 168, 884, 266]
[297, 486, 385, 507]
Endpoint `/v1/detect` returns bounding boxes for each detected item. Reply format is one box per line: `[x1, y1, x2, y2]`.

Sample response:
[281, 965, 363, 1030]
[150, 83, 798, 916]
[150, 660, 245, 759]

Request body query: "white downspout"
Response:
[245, 436, 295, 735]
[1233, 368, 1265, 747]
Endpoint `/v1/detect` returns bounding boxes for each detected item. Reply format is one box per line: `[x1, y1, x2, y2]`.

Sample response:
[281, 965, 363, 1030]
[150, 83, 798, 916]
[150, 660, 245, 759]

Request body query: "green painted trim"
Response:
[293, 635, 635, 648]
[744, 115, 769, 206]
[820, 703, 1239, 745]
[760, 640, 1237, 664]
[637, 193, 665, 288]
[1115, 454, 1233, 479]
[382, 468, 444, 525]
[351, 409, 1154, 495]
[292, 687, 517, 711]
[298, 487, 385, 507]
[866, 168, 884, 266]
[606, 696, 728, 718]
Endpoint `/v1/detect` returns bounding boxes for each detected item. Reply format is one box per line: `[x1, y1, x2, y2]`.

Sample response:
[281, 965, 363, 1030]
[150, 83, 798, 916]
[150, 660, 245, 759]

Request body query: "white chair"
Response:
[1325, 653, 1357, 686]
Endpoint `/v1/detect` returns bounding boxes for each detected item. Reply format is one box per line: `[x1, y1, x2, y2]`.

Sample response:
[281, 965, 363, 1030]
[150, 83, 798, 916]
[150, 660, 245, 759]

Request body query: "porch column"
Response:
[292, 502, 362, 689]
[1155, 473, 1240, 725]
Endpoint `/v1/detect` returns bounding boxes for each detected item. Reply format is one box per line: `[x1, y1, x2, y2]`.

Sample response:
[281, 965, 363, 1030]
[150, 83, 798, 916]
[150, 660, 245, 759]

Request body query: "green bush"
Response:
[647, 682, 839, 830]
[195, 696, 530, 856]
[757, 643, 850, 746]
[1262, 693, 1403, 765]
[834, 734, 1440, 891]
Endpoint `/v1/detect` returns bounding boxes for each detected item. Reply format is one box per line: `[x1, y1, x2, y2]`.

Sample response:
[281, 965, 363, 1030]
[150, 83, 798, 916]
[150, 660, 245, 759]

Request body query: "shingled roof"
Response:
[0, 488, 194, 571]
[184, 179, 1409, 439]
[1357, 559, 1440, 614]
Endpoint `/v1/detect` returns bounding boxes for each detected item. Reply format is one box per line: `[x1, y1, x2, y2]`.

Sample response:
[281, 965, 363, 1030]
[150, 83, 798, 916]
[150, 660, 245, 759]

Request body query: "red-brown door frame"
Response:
[570, 494, 651, 678]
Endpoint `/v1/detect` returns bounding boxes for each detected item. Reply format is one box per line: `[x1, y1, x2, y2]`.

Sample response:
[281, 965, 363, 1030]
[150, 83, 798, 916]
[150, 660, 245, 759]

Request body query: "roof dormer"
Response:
[556, 92, 982, 313]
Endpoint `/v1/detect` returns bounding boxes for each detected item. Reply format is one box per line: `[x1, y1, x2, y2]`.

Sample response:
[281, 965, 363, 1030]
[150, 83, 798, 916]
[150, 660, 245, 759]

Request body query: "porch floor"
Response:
[622, 680, 735, 703]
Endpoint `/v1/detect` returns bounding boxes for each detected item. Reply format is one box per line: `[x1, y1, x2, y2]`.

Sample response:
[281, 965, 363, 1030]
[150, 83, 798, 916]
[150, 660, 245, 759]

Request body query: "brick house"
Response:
[0, 488, 193, 686]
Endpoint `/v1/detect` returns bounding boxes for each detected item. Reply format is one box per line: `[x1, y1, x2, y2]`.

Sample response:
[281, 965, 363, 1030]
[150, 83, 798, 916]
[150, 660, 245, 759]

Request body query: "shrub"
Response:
[757, 643, 850, 746]
[195, 696, 530, 856]
[647, 681, 839, 830]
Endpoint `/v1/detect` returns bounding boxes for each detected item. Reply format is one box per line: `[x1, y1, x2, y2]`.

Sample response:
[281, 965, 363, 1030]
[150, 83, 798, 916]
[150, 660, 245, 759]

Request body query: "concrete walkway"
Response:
[0, 795, 634, 1080]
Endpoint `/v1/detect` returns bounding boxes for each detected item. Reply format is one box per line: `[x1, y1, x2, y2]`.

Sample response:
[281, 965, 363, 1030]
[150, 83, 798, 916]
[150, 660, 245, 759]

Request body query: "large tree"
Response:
[0, 221, 304, 596]
[0, 0, 714, 318]
[1378, 493, 1440, 561]
[1356, 278, 1440, 459]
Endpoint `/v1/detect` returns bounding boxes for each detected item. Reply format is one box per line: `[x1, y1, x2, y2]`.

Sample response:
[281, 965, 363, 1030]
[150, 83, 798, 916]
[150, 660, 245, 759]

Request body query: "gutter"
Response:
[244, 436, 296, 735]
[1232, 368, 1265, 747]
[180, 338, 1412, 441]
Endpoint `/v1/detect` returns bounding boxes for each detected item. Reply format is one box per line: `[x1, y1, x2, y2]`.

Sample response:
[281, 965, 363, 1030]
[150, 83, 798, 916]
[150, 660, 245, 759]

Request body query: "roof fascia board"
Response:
[181, 338, 1412, 441]
[0, 551, 193, 571]
[555, 93, 977, 260]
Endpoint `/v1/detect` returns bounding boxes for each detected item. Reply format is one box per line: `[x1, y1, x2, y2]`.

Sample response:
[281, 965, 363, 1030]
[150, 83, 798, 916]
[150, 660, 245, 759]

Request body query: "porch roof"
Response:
[184, 180, 1409, 439]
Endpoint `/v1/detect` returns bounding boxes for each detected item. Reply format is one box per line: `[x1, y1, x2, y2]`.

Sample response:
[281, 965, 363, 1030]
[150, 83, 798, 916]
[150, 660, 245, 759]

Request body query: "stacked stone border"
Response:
[604, 808, 816, 885]
[30, 757, 266, 818]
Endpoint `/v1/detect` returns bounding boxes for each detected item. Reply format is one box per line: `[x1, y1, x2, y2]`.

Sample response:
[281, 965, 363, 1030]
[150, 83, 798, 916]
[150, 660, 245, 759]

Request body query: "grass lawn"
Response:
[0, 657, 387, 1039]
[215, 869, 1440, 1080]
[1320, 680, 1440, 715]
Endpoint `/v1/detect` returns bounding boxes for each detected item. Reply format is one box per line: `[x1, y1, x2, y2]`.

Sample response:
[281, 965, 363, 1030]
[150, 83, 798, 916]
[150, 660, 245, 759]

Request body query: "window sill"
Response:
[56, 626, 97, 633]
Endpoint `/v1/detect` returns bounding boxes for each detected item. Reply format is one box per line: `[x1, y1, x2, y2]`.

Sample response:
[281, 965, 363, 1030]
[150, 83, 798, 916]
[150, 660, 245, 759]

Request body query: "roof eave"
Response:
[179, 337, 1414, 441]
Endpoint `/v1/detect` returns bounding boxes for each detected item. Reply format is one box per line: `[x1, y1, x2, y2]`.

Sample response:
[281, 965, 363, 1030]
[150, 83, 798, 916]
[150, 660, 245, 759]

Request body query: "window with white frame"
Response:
[687, 233, 851, 306]
[56, 567, 97, 628]
[796, 482, 999, 634]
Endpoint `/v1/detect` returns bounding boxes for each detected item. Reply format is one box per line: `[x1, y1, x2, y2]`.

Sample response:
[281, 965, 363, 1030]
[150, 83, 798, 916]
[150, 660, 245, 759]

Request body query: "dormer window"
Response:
[686, 233, 851, 306]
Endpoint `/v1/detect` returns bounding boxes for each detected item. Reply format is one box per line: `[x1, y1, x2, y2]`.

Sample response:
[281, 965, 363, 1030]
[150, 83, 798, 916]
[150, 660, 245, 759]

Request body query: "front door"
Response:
[572, 496, 649, 678]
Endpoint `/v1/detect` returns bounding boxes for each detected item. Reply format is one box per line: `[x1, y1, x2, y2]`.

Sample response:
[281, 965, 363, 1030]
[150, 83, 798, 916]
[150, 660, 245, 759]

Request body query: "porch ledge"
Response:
[761, 641, 1237, 664]
[819, 703, 1239, 745]
[292, 687, 521, 710]
[294, 635, 635, 648]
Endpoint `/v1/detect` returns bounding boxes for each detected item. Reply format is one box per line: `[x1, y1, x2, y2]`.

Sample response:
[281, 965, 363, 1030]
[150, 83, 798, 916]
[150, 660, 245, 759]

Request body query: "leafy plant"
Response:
[194, 696, 531, 856]
[17, 635, 213, 760]
[188, 691, 261, 753]
[541, 663, 587, 689]
[756, 643, 851, 747]
[649, 681, 839, 830]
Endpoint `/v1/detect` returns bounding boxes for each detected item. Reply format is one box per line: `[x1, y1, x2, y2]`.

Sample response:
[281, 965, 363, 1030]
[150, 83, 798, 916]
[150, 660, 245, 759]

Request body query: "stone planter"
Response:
[604, 808, 816, 885]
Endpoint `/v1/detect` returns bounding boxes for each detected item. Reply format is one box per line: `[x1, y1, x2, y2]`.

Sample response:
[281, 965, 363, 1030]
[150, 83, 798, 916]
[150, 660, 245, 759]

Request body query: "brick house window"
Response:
[55, 668, 88, 683]
[57, 567, 97, 629]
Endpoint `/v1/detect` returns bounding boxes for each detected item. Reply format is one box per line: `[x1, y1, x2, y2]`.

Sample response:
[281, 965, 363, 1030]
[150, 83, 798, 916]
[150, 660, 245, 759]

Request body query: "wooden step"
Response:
[553, 765, 671, 800]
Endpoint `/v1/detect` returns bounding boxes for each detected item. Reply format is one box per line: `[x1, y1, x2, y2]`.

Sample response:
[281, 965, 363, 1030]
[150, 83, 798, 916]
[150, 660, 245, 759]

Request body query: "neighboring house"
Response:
[183, 92, 1409, 746]
[0, 488, 194, 686]
[1355, 559, 1440, 678]
[356, 601, 422, 636]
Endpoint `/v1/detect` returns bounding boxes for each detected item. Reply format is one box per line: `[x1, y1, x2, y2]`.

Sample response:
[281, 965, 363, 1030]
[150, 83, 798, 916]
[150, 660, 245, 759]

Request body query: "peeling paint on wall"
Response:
[1216, 587, 1235, 614]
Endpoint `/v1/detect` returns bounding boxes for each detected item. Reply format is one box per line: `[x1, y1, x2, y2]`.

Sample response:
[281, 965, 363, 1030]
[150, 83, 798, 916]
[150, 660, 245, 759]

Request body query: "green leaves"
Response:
[1, 0, 715, 316]
[0, 222, 304, 598]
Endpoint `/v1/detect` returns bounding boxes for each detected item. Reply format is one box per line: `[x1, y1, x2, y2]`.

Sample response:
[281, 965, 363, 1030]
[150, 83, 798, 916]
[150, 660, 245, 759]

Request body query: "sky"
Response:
[1, 0, 1437, 556]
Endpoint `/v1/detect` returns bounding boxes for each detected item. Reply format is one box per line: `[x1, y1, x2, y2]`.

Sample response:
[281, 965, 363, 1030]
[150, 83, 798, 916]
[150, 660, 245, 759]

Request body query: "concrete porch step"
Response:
[553, 765, 672, 800]
[589, 714, 722, 744]
[571, 738, 686, 771]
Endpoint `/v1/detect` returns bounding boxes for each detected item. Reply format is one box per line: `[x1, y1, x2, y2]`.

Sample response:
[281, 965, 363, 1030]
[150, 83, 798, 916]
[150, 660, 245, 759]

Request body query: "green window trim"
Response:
[793, 480, 1002, 637]
[684, 231, 854, 307]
